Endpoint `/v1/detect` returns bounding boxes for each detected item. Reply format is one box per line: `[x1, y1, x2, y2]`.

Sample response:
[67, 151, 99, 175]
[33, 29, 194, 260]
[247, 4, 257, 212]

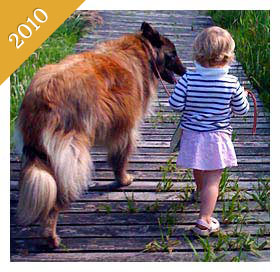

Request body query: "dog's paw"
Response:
[47, 235, 61, 249]
[119, 173, 134, 186]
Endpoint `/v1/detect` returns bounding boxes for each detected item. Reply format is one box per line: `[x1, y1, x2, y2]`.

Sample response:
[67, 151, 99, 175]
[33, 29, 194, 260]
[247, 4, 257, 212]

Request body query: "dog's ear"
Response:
[141, 22, 163, 48]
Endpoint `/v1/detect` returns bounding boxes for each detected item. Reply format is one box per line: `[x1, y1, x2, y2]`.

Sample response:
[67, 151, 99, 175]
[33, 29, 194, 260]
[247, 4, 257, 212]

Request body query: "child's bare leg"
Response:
[193, 169, 203, 191]
[198, 169, 223, 225]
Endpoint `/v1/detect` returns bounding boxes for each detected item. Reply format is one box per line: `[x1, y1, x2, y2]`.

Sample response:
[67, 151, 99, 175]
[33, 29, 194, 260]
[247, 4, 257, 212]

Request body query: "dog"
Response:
[15, 22, 186, 248]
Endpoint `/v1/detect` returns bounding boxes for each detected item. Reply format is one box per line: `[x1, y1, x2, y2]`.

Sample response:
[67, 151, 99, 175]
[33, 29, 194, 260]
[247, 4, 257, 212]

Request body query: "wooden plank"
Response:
[10, 211, 270, 226]
[10, 250, 270, 262]
[138, 128, 270, 135]
[10, 153, 270, 163]
[10, 180, 269, 192]
[139, 123, 269, 129]
[10, 161, 270, 172]
[10, 170, 270, 182]
[11, 224, 269, 239]
[10, 200, 266, 213]
[10, 236, 269, 253]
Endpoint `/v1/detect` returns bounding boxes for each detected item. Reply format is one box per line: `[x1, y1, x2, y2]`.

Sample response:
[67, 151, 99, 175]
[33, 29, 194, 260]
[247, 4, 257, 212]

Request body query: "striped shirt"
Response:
[168, 62, 250, 133]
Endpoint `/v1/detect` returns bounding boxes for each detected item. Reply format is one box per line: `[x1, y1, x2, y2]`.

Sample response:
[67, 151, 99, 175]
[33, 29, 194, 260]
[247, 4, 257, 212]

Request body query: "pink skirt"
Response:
[177, 129, 237, 170]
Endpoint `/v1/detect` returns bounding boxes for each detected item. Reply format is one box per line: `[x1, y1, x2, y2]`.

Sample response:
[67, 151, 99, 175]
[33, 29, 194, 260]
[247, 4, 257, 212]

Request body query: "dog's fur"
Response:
[16, 22, 186, 247]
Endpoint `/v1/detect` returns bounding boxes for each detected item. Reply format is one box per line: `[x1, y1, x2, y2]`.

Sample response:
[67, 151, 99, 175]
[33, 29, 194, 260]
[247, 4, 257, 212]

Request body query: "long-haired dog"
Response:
[15, 22, 186, 247]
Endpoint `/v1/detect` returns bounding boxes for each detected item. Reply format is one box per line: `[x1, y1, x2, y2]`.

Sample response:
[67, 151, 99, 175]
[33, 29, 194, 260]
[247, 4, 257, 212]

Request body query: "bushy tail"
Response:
[17, 158, 57, 226]
[42, 130, 92, 207]
[17, 130, 92, 225]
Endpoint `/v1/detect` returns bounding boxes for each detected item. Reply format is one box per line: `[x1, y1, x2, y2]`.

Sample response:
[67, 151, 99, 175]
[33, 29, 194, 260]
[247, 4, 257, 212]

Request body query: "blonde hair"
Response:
[193, 26, 235, 67]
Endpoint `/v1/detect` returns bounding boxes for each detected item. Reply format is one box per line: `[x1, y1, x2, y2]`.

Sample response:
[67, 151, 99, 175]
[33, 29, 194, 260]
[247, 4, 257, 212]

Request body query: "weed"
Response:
[123, 192, 138, 213]
[157, 157, 176, 192]
[246, 179, 270, 211]
[176, 169, 190, 183]
[219, 168, 231, 200]
[198, 236, 227, 261]
[168, 202, 185, 213]
[145, 200, 160, 212]
[184, 236, 201, 261]
[221, 196, 249, 225]
[59, 242, 70, 252]
[178, 182, 195, 202]
[156, 173, 174, 192]
[159, 210, 177, 227]
[177, 169, 196, 202]
[221, 181, 250, 224]
[214, 231, 231, 251]
[213, 229, 269, 261]
[185, 235, 227, 262]
[143, 218, 180, 253]
[161, 156, 177, 173]
[97, 204, 112, 214]
[231, 131, 237, 142]
[227, 232, 264, 257]
[256, 225, 269, 237]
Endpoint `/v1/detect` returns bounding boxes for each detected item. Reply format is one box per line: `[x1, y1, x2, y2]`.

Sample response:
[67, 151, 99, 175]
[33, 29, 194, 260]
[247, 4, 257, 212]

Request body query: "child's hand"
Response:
[244, 90, 248, 97]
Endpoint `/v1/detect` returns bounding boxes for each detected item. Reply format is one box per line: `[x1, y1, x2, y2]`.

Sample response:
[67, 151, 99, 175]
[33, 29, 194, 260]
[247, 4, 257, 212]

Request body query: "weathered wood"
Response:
[10, 190, 269, 203]
[11, 250, 270, 262]
[10, 153, 270, 163]
[10, 170, 270, 182]
[11, 223, 269, 239]
[10, 10, 270, 262]
[10, 161, 270, 172]
[10, 200, 266, 213]
[10, 211, 270, 226]
[10, 180, 269, 192]
[11, 236, 269, 253]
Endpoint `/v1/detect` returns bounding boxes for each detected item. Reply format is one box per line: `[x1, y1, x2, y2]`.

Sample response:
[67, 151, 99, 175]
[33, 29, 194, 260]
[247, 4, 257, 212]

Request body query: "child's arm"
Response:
[168, 75, 187, 112]
[231, 82, 250, 115]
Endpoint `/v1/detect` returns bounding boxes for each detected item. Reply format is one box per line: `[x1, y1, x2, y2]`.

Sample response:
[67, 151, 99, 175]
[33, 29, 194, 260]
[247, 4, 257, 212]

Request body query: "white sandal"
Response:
[192, 217, 220, 236]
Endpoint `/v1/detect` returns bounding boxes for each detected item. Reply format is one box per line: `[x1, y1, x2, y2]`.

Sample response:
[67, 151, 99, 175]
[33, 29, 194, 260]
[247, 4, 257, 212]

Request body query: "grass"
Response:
[143, 215, 181, 253]
[157, 157, 197, 203]
[246, 179, 270, 212]
[157, 156, 177, 192]
[208, 10, 270, 111]
[10, 13, 88, 147]
[185, 235, 227, 262]
[219, 168, 231, 199]
[184, 225, 269, 262]
[123, 192, 139, 213]
[145, 159, 269, 261]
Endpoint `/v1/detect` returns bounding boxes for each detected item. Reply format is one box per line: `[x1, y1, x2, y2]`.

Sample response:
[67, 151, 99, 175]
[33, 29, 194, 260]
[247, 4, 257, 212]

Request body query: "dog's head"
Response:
[141, 22, 186, 84]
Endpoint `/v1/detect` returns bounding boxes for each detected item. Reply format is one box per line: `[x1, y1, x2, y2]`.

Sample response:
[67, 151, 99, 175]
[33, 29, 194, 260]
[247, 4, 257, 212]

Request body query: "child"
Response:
[169, 26, 250, 236]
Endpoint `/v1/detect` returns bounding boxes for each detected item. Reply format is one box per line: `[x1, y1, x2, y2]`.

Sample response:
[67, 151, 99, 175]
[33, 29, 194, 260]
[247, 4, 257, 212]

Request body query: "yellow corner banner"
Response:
[0, 0, 86, 85]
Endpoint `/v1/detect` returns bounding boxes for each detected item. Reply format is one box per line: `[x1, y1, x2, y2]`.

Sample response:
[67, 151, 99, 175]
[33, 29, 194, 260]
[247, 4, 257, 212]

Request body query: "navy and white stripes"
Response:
[169, 63, 250, 132]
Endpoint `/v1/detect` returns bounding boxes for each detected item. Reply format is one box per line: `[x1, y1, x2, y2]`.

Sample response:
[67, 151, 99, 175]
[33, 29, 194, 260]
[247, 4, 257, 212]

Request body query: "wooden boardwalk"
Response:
[10, 10, 270, 261]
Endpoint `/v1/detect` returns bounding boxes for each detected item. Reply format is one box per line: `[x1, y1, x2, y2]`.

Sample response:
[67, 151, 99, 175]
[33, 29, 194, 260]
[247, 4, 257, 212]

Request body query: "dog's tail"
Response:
[17, 129, 92, 226]
[17, 154, 57, 226]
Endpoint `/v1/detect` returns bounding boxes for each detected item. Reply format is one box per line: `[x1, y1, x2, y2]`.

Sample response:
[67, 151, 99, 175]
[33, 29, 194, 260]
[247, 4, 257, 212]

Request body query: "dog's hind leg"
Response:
[108, 133, 135, 186]
[41, 207, 61, 248]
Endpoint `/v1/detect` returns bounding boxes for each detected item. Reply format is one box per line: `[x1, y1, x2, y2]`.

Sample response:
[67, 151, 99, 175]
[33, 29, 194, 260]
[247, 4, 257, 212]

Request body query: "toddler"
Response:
[169, 26, 250, 236]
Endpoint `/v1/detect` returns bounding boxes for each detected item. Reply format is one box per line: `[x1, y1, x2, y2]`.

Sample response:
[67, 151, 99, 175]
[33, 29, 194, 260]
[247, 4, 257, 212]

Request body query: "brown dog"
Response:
[15, 22, 186, 247]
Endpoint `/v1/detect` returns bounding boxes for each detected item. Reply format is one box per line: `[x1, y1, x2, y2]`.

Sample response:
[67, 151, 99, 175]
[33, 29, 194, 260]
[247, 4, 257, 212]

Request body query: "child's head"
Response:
[193, 26, 235, 67]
